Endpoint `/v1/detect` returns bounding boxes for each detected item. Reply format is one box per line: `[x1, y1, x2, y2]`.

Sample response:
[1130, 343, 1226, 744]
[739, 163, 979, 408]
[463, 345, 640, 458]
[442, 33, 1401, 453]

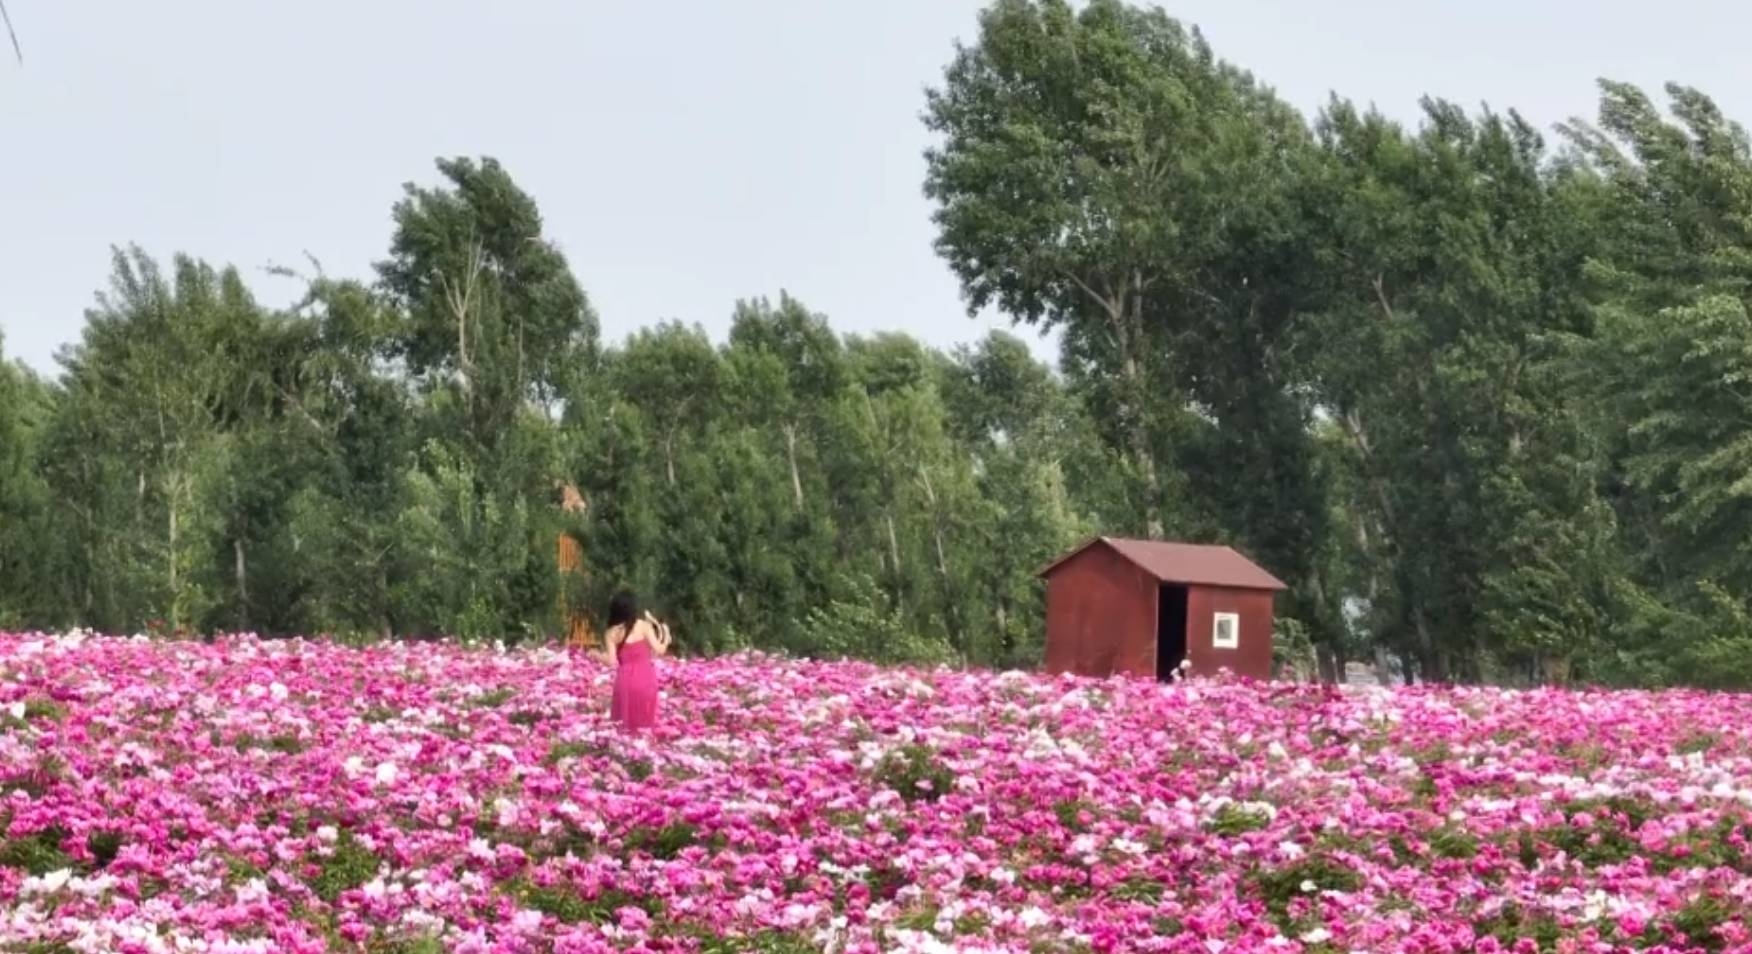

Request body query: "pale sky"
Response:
[1, 1, 1747, 377]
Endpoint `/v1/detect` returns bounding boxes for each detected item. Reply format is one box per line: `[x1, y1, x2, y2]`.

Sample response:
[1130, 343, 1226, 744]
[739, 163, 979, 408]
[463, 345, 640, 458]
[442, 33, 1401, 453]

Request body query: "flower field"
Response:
[3, 635, 1752, 953]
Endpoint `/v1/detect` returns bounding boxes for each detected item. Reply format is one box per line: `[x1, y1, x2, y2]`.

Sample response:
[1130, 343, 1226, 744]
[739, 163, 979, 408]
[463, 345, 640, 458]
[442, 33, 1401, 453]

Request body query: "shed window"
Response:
[1212, 612, 1239, 649]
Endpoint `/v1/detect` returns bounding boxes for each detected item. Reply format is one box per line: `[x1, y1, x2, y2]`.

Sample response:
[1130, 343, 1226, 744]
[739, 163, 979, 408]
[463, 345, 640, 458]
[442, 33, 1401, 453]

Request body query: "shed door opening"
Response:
[1156, 584, 1189, 680]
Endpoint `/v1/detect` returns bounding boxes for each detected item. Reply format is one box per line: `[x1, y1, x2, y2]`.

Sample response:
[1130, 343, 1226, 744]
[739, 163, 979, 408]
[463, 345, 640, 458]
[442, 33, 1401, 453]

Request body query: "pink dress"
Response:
[610, 638, 659, 730]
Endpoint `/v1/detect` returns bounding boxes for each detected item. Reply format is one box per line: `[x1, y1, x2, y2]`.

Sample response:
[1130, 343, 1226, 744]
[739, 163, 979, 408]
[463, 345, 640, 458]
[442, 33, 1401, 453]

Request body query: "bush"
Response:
[800, 575, 956, 667]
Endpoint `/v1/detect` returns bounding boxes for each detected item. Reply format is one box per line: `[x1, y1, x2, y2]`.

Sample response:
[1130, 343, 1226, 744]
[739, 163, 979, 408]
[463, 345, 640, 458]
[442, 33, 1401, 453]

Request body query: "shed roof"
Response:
[1038, 537, 1287, 591]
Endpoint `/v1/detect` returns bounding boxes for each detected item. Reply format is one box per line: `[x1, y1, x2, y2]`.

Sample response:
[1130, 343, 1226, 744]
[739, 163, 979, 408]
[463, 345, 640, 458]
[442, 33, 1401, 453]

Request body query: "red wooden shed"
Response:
[1039, 537, 1286, 682]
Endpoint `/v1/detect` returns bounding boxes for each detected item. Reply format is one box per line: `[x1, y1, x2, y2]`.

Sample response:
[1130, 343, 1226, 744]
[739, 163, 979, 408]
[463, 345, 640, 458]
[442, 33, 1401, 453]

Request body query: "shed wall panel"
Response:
[1185, 586, 1275, 680]
[1043, 544, 1157, 679]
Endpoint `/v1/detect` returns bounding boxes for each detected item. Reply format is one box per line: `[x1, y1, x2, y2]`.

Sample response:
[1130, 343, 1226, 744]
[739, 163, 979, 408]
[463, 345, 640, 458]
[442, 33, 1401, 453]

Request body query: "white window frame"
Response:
[1212, 612, 1240, 650]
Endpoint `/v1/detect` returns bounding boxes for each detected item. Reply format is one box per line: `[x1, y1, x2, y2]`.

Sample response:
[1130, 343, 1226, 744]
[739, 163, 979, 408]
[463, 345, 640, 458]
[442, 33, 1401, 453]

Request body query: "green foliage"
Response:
[0, 826, 73, 876]
[689, 929, 821, 954]
[1205, 803, 1273, 837]
[468, 688, 516, 709]
[85, 831, 123, 870]
[925, 0, 1321, 561]
[1246, 855, 1363, 931]
[1669, 894, 1736, 951]
[621, 821, 706, 861]
[1427, 827, 1481, 861]
[1472, 902, 1563, 951]
[305, 830, 381, 904]
[505, 877, 662, 925]
[801, 575, 954, 666]
[873, 743, 957, 804]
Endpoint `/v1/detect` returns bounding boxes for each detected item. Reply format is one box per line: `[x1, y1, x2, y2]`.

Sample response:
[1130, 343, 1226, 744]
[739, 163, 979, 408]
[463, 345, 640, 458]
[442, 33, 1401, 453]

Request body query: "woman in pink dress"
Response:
[604, 591, 671, 730]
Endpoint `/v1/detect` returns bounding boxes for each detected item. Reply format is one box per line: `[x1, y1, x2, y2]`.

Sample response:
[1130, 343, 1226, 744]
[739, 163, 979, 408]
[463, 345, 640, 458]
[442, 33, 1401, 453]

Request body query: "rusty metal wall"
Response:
[1043, 543, 1158, 679]
[1185, 586, 1275, 681]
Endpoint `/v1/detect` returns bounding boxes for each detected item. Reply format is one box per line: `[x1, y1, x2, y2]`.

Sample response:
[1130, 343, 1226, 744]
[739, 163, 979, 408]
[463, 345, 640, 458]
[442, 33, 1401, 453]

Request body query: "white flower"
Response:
[22, 868, 72, 895]
[375, 761, 399, 786]
[1299, 927, 1332, 944]
[1111, 837, 1147, 857]
[6, 701, 23, 721]
[235, 878, 269, 905]
[268, 682, 289, 702]
[316, 825, 339, 843]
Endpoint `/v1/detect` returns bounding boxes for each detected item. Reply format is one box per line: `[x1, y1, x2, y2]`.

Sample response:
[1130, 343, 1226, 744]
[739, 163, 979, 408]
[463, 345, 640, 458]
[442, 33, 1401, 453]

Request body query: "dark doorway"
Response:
[1156, 585, 1188, 680]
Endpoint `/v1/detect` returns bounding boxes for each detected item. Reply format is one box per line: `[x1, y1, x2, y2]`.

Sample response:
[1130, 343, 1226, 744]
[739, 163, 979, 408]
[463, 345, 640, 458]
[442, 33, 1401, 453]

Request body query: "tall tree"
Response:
[924, 0, 1311, 541]
[1554, 82, 1752, 685]
[0, 333, 59, 628]
[1305, 98, 1609, 682]
[47, 249, 269, 632]
[377, 156, 598, 458]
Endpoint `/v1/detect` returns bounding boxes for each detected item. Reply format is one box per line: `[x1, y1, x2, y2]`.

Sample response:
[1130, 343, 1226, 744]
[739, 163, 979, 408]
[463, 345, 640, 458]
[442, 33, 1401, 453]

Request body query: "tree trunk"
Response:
[1546, 654, 1572, 687]
[1315, 643, 1339, 685]
[234, 537, 249, 629]
[1074, 275, 1164, 538]
[663, 435, 677, 487]
[1374, 644, 1395, 687]
[1413, 607, 1445, 683]
[885, 512, 902, 576]
[377, 563, 394, 642]
[1120, 350, 1164, 538]
[918, 467, 962, 654]
[167, 489, 180, 632]
[82, 543, 95, 617]
[784, 423, 804, 511]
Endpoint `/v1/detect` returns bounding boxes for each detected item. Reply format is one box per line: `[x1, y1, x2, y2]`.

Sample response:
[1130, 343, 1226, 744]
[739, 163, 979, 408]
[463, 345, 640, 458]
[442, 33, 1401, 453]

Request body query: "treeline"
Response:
[7, 0, 1752, 687]
[0, 157, 1113, 669]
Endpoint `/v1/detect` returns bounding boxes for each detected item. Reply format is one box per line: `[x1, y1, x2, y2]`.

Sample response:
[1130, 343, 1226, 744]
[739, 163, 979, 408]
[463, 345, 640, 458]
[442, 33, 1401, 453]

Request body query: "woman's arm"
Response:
[602, 627, 619, 666]
[650, 615, 674, 656]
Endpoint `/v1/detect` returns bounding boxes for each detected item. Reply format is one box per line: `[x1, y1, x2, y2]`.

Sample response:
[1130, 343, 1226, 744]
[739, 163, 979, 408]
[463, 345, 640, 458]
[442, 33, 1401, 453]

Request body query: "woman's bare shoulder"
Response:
[621, 619, 654, 643]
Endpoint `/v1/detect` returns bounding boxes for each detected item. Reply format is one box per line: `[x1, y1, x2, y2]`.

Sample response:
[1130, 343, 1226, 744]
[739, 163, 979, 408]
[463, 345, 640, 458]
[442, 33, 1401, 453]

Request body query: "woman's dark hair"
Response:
[605, 590, 640, 630]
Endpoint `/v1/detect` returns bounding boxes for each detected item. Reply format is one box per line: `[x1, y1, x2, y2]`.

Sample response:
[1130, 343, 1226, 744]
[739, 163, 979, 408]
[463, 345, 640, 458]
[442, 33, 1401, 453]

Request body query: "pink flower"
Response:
[1, 633, 1750, 949]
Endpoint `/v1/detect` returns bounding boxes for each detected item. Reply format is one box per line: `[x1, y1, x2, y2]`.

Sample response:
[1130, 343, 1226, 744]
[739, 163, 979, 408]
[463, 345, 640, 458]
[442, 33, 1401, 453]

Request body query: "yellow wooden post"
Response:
[556, 483, 595, 650]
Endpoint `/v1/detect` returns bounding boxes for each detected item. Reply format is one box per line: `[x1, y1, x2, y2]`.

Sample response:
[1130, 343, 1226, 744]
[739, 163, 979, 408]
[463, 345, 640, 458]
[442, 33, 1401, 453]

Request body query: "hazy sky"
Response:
[1, 1, 1747, 377]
